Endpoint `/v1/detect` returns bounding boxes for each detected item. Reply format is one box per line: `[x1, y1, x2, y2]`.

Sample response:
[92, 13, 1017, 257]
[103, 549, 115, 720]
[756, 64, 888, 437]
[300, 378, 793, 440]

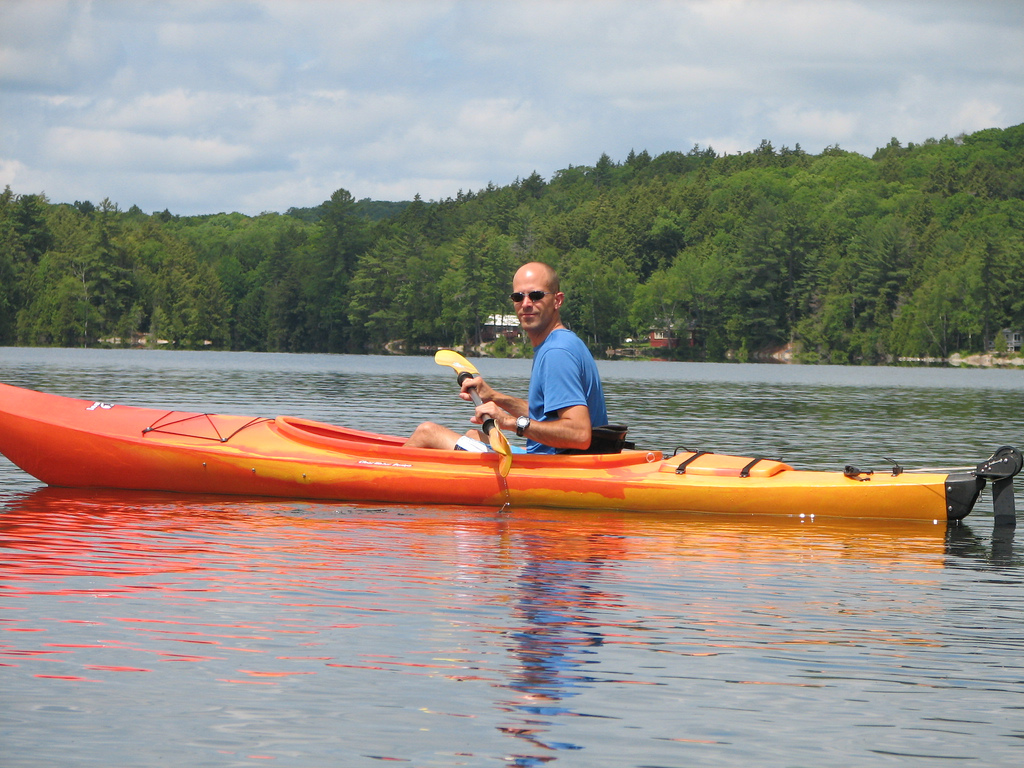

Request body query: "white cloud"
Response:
[769, 107, 861, 147]
[579, 64, 746, 103]
[0, 158, 29, 188]
[100, 89, 230, 132]
[953, 99, 1007, 134]
[43, 127, 260, 173]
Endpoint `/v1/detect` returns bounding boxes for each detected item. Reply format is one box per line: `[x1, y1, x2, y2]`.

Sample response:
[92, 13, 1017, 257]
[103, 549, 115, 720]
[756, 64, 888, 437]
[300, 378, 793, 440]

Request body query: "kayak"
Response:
[0, 381, 1019, 522]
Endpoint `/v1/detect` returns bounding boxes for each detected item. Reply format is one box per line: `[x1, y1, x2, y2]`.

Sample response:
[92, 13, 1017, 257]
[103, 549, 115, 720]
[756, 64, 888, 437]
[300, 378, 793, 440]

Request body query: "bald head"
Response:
[513, 262, 560, 293]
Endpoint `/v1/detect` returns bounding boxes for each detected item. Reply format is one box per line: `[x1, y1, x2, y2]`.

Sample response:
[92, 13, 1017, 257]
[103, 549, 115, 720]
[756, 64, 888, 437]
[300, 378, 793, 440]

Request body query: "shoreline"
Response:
[946, 352, 1024, 368]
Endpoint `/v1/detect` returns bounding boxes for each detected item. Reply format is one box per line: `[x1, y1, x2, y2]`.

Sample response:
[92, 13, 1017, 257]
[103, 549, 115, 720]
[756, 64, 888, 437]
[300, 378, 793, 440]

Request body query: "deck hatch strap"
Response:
[740, 457, 765, 478]
[675, 450, 712, 474]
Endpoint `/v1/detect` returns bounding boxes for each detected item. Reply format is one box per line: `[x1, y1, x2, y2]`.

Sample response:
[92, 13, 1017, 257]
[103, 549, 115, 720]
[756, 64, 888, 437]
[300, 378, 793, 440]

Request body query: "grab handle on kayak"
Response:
[843, 465, 873, 481]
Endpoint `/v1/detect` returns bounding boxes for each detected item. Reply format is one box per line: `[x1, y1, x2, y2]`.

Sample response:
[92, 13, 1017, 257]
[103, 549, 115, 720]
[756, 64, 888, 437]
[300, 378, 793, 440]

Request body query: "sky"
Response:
[1, 0, 1022, 216]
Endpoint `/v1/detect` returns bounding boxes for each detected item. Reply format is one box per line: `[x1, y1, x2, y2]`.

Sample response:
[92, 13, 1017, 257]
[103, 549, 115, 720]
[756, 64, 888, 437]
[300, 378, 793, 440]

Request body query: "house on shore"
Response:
[989, 328, 1023, 353]
[482, 314, 521, 342]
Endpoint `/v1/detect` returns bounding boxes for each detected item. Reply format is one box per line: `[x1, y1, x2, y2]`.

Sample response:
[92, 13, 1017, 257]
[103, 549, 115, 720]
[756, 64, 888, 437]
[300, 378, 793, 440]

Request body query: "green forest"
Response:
[2, 123, 1023, 364]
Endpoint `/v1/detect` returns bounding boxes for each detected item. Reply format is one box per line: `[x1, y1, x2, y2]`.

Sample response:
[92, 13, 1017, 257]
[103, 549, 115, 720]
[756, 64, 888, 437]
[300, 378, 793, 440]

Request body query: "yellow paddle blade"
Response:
[497, 449, 513, 478]
[488, 424, 512, 456]
[434, 349, 480, 378]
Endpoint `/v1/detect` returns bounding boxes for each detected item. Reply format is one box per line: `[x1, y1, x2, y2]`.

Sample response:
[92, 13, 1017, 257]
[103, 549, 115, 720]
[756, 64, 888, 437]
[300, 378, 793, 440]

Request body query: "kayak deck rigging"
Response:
[142, 412, 273, 443]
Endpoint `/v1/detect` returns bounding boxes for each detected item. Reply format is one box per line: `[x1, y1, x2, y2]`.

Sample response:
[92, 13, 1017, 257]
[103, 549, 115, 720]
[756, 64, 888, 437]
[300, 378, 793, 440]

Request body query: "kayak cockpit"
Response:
[276, 415, 406, 447]
[275, 415, 663, 467]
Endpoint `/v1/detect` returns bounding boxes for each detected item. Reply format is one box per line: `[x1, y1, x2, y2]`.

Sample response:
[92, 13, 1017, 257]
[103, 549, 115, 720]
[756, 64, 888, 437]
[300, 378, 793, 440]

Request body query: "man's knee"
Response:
[405, 421, 459, 449]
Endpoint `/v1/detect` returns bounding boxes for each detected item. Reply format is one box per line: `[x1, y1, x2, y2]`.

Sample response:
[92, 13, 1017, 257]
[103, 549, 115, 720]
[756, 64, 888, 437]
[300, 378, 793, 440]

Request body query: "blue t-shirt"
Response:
[526, 328, 608, 454]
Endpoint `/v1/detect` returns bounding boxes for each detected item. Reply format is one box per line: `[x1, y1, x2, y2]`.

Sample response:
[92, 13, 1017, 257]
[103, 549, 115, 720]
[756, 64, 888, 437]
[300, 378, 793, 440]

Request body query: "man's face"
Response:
[511, 268, 563, 338]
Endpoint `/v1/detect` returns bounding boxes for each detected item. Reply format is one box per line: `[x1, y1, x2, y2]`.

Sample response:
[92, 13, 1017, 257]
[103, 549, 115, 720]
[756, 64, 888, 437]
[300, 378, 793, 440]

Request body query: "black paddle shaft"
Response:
[456, 371, 496, 435]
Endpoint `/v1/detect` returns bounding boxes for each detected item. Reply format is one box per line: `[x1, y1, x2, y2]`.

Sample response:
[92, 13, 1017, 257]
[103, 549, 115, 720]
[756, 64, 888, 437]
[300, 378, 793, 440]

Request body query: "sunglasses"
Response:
[509, 291, 554, 303]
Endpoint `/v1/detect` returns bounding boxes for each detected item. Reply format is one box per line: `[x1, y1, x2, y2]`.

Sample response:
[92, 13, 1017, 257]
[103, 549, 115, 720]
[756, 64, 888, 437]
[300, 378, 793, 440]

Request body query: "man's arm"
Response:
[462, 374, 593, 450]
[513, 404, 592, 451]
[459, 375, 528, 418]
[471, 401, 592, 451]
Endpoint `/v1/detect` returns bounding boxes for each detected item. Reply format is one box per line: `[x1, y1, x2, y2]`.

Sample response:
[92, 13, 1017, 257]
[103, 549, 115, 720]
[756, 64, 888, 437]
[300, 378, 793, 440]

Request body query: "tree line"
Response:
[2, 123, 1023, 363]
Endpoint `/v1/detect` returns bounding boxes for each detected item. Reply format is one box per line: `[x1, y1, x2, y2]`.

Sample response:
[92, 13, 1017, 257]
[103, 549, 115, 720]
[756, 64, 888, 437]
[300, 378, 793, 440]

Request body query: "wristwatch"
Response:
[515, 416, 531, 437]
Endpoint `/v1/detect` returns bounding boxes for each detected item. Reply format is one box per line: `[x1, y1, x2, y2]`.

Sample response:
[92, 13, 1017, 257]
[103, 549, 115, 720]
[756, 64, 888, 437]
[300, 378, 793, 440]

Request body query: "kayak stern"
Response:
[944, 472, 985, 521]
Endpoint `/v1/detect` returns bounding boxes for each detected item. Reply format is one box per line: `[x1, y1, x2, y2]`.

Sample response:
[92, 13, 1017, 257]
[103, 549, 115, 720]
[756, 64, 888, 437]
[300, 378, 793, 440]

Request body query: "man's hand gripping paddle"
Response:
[434, 350, 513, 477]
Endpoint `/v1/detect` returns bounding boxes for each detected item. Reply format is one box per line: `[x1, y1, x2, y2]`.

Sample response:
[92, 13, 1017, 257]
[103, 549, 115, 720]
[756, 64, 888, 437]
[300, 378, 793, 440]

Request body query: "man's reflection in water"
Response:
[496, 531, 626, 766]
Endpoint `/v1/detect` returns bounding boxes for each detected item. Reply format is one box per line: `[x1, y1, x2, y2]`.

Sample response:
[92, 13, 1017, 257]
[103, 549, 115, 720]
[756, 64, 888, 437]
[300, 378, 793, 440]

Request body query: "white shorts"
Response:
[454, 436, 491, 452]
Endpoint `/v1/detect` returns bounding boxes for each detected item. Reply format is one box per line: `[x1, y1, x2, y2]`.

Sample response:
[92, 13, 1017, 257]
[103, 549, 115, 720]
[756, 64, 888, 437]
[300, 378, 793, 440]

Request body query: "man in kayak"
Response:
[405, 261, 607, 454]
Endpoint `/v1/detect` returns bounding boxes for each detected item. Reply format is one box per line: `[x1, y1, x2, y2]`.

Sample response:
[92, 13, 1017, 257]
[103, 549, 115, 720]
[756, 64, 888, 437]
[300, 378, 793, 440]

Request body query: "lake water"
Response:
[2, 348, 1024, 767]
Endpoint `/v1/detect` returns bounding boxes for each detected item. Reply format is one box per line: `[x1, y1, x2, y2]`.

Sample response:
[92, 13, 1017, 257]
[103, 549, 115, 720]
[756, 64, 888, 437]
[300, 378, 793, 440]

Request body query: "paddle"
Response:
[434, 350, 513, 476]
